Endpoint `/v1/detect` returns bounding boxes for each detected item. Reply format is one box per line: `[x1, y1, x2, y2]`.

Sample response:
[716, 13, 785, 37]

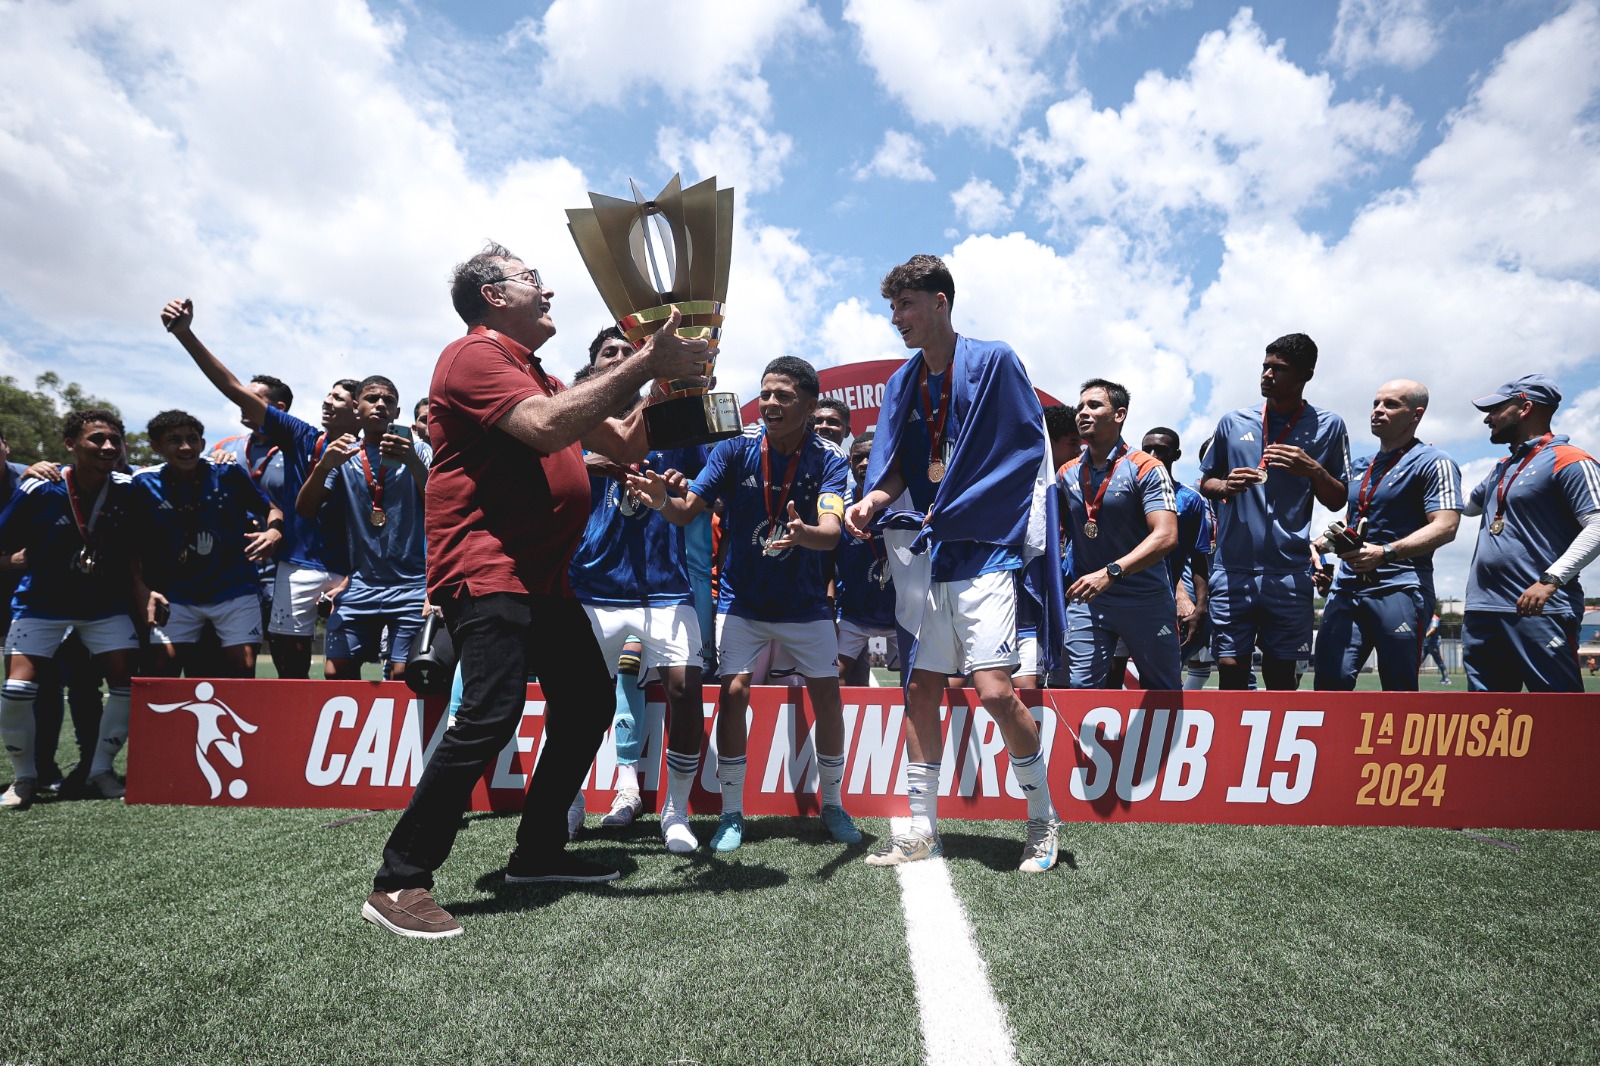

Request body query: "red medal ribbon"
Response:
[1258, 401, 1306, 470]
[312, 433, 327, 461]
[1353, 439, 1419, 521]
[63, 466, 110, 551]
[760, 433, 803, 537]
[1493, 431, 1554, 524]
[359, 444, 388, 519]
[249, 444, 280, 482]
[1080, 442, 1128, 528]
[920, 362, 952, 469]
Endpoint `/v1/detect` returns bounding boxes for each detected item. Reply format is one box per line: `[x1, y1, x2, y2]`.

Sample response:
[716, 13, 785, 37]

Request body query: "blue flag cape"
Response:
[865, 336, 1066, 676]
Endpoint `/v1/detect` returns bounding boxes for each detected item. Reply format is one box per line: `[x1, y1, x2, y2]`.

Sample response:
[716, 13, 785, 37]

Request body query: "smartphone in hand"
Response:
[382, 422, 413, 471]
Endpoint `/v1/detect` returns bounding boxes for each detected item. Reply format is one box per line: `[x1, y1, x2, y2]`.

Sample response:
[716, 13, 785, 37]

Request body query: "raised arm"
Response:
[160, 298, 269, 424]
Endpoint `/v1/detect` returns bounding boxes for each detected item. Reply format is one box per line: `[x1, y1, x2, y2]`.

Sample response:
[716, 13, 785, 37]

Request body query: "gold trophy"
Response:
[567, 174, 742, 448]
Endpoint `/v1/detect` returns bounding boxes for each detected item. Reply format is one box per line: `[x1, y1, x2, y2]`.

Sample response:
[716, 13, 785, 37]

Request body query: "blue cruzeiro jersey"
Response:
[1058, 442, 1177, 603]
[1333, 441, 1461, 595]
[834, 526, 897, 629]
[0, 470, 136, 621]
[898, 366, 1020, 582]
[1170, 480, 1215, 594]
[691, 426, 849, 622]
[1465, 433, 1600, 617]
[212, 431, 283, 585]
[569, 445, 707, 608]
[262, 406, 347, 574]
[132, 459, 274, 605]
[1200, 401, 1351, 574]
[321, 437, 432, 611]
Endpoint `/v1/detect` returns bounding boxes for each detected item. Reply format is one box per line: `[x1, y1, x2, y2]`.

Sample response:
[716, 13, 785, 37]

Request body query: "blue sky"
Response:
[1, 0, 1597, 600]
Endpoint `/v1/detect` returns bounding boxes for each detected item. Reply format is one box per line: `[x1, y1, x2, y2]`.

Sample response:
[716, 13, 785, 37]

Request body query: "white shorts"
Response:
[150, 593, 263, 648]
[839, 618, 900, 670]
[268, 563, 342, 638]
[716, 614, 838, 679]
[5, 613, 139, 658]
[582, 602, 701, 677]
[1012, 634, 1038, 679]
[913, 570, 1020, 677]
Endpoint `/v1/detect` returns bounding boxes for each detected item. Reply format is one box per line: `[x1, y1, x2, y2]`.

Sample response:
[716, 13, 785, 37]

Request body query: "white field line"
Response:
[890, 817, 1021, 1066]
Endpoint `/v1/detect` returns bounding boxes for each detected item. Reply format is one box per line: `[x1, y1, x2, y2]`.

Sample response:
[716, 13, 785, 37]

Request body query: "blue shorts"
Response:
[1462, 611, 1582, 693]
[326, 607, 425, 665]
[1066, 595, 1182, 689]
[1209, 569, 1313, 663]
[1313, 585, 1431, 691]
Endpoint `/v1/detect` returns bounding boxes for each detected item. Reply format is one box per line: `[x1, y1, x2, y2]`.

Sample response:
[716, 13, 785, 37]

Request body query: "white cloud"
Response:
[854, 130, 936, 182]
[515, 0, 826, 119]
[816, 297, 906, 366]
[950, 177, 1014, 230]
[1329, 0, 1440, 72]
[657, 117, 794, 195]
[843, 0, 1070, 139]
[1016, 9, 1415, 231]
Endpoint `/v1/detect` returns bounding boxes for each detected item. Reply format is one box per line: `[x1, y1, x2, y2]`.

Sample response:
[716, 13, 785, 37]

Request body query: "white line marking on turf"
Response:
[890, 817, 1020, 1066]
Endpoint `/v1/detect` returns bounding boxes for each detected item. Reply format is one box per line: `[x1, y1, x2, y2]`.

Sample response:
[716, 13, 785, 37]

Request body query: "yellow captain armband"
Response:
[817, 492, 845, 519]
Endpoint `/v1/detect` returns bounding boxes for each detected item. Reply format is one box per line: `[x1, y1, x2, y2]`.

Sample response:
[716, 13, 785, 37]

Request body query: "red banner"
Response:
[740, 359, 1064, 436]
[127, 680, 1599, 829]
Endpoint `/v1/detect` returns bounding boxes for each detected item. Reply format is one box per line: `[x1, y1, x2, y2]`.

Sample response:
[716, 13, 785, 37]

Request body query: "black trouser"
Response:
[374, 592, 614, 891]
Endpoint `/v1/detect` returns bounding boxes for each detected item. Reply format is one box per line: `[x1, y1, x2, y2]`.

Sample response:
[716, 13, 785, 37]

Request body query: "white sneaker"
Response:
[600, 787, 643, 828]
[567, 793, 585, 840]
[1019, 817, 1059, 873]
[661, 809, 697, 854]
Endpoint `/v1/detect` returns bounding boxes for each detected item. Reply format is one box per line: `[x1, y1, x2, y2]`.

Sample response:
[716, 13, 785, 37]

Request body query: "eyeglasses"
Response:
[496, 267, 544, 290]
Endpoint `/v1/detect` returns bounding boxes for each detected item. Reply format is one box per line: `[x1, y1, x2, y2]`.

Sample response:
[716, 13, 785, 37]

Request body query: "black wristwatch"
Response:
[1105, 562, 1124, 581]
[1538, 571, 1563, 587]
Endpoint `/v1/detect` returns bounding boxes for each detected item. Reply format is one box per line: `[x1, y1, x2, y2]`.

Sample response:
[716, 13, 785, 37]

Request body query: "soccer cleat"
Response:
[600, 787, 643, 828]
[1440, 676, 1452, 685]
[567, 793, 585, 840]
[362, 888, 464, 939]
[661, 810, 698, 854]
[1019, 817, 1060, 873]
[84, 772, 126, 800]
[1, 777, 38, 810]
[820, 804, 863, 844]
[504, 851, 622, 885]
[709, 812, 744, 853]
[864, 831, 943, 866]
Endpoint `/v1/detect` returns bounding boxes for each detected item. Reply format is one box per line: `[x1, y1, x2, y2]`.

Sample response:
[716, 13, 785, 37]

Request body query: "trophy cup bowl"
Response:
[567, 174, 743, 448]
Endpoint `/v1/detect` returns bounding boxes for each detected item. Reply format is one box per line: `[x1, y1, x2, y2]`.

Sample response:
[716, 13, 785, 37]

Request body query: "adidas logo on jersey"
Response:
[1394, 622, 1413, 634]
[1157, 624, 1173, 636]
[741, 475, 758, 488]
[1296, 643, 1310, 653]
[1240, 431, 1256, 442]
[995, 639, 1013, 657]
[1548, 637, 1565, 649]
[158, 499, 174, 510]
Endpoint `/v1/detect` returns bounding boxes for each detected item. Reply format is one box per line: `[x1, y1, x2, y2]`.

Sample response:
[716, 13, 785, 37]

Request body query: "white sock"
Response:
[817, 751, 846, 808]
[717, 755, 746, 815]
[907, 761, 941, 837]
[615, 761, 640, 791]
[90, 687, 131, 777]
[1, 680, 39, 780]
[1010, 748, 1055, 822]
[664, 749, 699, 817]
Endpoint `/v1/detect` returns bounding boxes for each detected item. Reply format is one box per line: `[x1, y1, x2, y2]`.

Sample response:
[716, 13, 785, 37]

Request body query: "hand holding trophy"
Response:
[567, 174, 742, 448]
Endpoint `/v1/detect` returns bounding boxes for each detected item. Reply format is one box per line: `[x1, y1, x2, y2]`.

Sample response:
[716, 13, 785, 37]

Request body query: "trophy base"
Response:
[645, 392, 743, 448]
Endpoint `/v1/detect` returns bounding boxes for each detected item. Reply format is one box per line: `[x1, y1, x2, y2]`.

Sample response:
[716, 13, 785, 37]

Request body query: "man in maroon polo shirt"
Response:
[363, 241, 709, 939]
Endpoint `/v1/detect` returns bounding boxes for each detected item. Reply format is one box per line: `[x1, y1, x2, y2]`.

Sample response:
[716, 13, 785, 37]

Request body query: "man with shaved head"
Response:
[1313, 379, 1462, 690]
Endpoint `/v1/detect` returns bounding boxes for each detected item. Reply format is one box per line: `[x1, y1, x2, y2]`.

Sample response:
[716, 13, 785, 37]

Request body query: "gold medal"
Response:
[1488, 516, 1505, 535]
[1083, 519, 1099, 539]
[178, 547, 190, 565]
[927, 460, 945, 483]
[370, 507, 387, 528]
[763, 534, 783, 557]
[877, 567, 889, 588]
[75, 548, 97, 574]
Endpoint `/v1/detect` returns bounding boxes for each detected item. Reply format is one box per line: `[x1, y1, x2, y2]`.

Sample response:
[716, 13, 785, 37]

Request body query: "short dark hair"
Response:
[1143, 426, 1180, 446]
[1080, 378, 1130, 412]
[880, 254, 955, 310]
[762, 356, 820, 399]
[572, 363, 599, 385]
[815, 397, 852, 428]
[413, 398, 429, 419]
[588, 325, 628, 365]
[450, 240, 519, 326]
[1044, 404, 1078, 439]
[849, 432, 874, 457]
[1265, 333, 1318, 375]
[358, 375, 399, 404]
[332, 378, 361, 401]
[250, 374, 293, 409]
[147, 410, 204, 442]
[63, 408, 124, 441]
